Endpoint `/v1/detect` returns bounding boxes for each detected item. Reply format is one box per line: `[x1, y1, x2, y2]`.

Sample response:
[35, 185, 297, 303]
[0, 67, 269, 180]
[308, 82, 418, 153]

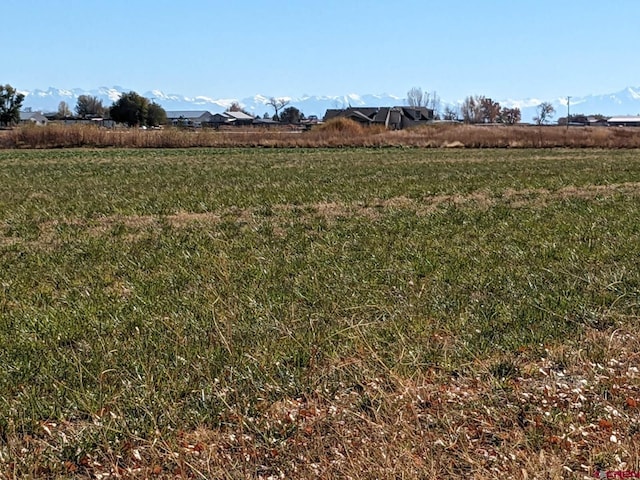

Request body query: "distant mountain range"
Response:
[20, 86, 640, 123]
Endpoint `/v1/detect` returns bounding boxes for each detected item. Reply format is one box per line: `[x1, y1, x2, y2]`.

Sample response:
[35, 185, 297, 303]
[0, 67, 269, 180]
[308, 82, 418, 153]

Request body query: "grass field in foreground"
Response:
[1, 148, 639, 479]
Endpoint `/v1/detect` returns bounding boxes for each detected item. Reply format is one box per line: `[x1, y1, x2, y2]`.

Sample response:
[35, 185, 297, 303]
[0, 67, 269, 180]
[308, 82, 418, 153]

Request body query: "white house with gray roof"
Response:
[19, 111, 48, 126]
[608, 116, 640, 127]
[210, 110, 255, 126]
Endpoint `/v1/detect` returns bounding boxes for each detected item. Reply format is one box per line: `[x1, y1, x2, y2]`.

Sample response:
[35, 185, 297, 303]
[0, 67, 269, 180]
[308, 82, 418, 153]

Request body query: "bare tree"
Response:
[442, 105, 458, 121]
[534, 102, 555, 125]
[406, 87, 424, 108]
[460, 95, 485, 124]
[57, 101, 71, 118]
[480, 98, 501, 123]
[267, 97, 290, 121]
[227, 102, 252, 116]
[459, 96, 475, 123]
[407, 87, 441, 118]
[499, 107, 521, 125]
[427, 91, 441, 118]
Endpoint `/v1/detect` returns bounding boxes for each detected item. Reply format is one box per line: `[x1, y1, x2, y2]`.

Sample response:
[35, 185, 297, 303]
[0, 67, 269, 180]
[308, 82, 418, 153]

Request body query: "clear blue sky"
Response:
[3, 0, 639, 102]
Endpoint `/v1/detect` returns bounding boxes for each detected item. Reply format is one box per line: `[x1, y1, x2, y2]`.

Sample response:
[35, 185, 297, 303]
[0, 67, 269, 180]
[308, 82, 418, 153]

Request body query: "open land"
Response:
[1, 147, 640, 478]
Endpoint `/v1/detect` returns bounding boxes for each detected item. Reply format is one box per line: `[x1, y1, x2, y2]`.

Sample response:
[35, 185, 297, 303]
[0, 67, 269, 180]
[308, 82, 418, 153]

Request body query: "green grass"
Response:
[1, 147, 640, 478]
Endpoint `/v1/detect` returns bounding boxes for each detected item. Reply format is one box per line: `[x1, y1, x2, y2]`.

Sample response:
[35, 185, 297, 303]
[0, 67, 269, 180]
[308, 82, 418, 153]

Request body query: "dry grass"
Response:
[6, 326, 639, 479]
[2, 121, 640, 149]
[4, 181, 636, 251]
[2, 148, 640, 479]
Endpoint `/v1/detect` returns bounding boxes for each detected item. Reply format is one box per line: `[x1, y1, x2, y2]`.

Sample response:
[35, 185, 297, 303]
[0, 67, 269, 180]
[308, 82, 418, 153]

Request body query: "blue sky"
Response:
[3, 0, 639, 102]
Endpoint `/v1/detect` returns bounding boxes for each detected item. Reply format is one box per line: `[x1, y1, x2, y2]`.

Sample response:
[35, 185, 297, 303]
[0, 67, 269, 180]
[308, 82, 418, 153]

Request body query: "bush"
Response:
[316, 117, 366, 135]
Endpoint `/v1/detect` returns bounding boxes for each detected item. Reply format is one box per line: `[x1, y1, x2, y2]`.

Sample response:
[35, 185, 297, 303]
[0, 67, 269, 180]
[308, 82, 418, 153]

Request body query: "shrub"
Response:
[316, 117, 366, 136]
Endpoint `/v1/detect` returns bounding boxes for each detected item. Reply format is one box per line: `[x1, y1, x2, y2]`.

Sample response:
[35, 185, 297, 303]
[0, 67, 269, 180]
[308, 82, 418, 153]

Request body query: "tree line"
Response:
[1, 83, 309, 127]
[60, 92, 167, 127]
[407, 86, 557, 125]
[0, 84, 169, 128]
[2, 82, 562, 128]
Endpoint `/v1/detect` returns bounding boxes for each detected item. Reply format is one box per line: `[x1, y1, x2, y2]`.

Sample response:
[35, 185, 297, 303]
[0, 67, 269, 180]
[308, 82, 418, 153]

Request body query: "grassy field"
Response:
[1, 147, 639, 478]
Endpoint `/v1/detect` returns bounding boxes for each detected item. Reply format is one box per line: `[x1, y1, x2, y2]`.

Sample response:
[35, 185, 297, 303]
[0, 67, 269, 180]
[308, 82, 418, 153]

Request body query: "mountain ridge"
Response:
[20, 86, 640, 123]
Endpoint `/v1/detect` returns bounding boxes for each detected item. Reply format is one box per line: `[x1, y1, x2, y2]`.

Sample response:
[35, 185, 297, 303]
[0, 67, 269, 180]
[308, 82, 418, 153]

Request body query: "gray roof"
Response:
[323, 106, 433, 125]
[400, 107, 432, 121]
[165, 110, 212, 120]
[19, 111, 48, 122]
[608, 116, 640, 122]
[373, 108, 391, 123]
[223, 111, 254, 120]
[323, 109, 345, 121]
[345, 110, 376, 123]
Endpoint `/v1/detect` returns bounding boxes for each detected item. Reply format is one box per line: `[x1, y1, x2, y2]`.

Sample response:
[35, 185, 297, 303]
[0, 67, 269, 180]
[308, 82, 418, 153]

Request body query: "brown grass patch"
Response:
[556, 182, 640, 199]
[5, 182, 639, 250]
[3, 123, 640, 149]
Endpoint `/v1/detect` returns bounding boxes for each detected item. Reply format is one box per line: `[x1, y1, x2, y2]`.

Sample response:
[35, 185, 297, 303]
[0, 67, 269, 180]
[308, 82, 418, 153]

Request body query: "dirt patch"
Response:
[165, 211, 222, 228]
[307, 201, 352, 220]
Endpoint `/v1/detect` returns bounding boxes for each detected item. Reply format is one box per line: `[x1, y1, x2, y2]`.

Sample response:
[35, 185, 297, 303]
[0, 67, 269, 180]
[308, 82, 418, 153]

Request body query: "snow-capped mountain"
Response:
[22, 86, 124, 110]
[19, 86, 404, 119]
[503, 87, 640, 122]
[19, 86, 640, 122]
[550, 86, 640, 118]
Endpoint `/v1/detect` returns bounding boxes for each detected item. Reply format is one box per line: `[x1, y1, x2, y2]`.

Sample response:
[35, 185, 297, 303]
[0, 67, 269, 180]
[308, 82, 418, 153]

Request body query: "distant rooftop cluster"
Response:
[323, 106, 434, 129]
[165, 110, 257, 128]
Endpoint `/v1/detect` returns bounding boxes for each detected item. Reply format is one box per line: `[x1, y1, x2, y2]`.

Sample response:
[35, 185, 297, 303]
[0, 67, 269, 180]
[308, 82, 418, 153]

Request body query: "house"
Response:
[587, 116, 608, 127]
[210, 111, 255, 127]
[558, 115, 609, 127]
[222, 110, 254, 126]
[165, 110, 215, 127]
[324, 107, 384, 125]
[607, 116, 640, 127]
[64, 117, 116, 128]
[323, 106, 434, 129]
[19, 111, 48, 126]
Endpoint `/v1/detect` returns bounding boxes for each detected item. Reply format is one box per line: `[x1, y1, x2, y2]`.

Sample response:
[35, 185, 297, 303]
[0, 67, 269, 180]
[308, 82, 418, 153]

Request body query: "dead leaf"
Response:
[598, 419, 613, 430]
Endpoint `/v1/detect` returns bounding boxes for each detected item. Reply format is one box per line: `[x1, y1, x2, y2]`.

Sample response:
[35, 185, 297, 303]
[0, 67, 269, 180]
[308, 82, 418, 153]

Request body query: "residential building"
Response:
[211, 111, 255, 127]
[323, 106, 434, 129]
[165, 110, 215, 127]
[608, 116, 640, 127]
[19, 111, 48, 126]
